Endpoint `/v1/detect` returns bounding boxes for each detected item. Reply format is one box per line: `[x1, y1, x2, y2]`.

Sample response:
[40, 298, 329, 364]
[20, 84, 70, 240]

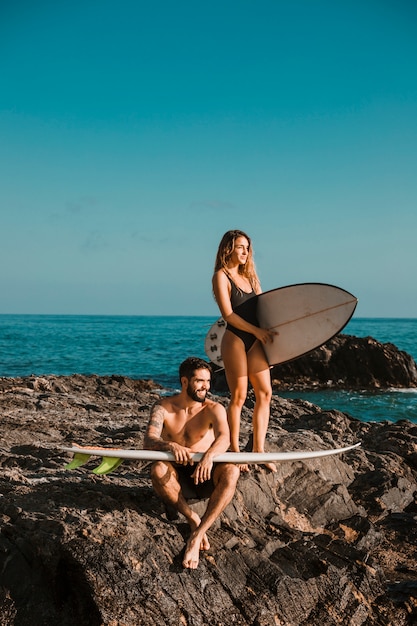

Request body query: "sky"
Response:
[1, 0, 416, 317]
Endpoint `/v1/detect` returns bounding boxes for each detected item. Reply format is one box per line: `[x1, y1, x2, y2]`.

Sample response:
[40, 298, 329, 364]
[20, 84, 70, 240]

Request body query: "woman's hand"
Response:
[255, 327, 278, 345]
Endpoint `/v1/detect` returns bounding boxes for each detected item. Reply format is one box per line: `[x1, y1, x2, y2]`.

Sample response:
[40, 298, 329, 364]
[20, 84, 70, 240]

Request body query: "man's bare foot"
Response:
[200, 533, 210, 551]
[188, 514, 210, 551]
[188, 511, 202, 530]
[238, 463, 250, 473]
[182, 534, 201, 569]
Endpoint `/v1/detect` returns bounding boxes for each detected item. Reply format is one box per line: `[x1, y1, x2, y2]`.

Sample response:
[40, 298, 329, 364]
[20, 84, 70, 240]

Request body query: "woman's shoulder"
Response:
[212, 269, 230, 285]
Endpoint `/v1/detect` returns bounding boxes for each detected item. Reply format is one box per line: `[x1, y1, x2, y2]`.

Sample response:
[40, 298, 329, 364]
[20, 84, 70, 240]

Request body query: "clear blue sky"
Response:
[1, 0, 416, 317]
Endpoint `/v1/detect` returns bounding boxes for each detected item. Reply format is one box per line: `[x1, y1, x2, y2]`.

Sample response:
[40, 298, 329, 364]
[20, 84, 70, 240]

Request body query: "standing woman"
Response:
[212, 230, 277, 471]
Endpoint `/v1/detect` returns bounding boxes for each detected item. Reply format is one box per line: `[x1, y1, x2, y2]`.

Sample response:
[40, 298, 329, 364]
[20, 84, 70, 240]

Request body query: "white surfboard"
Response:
[62, 443, 361, 475]
[205, 282, 357, 368]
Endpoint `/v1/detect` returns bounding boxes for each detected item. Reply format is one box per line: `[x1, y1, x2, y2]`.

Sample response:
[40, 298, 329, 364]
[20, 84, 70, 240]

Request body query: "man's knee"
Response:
[215, 462, 240, 487]
[150, 461, 174, 487]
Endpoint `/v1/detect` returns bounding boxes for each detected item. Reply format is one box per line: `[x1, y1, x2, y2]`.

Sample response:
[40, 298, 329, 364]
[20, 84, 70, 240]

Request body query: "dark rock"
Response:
[1, 374, 417, 625]
[273, 334, 417, 390]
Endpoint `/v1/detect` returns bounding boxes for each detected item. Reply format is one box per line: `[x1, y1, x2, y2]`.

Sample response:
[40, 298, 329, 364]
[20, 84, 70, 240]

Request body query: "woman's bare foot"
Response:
[262, 461, 277, 472]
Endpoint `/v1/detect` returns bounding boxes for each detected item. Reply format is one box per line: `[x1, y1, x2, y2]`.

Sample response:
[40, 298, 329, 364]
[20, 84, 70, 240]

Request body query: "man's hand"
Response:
[192, 453, 214, 484]
[169, 442, 194, 465]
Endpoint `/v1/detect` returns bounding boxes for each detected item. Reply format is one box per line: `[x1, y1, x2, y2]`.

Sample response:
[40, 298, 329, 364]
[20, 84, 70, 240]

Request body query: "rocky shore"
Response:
[1, 336, 417, 625]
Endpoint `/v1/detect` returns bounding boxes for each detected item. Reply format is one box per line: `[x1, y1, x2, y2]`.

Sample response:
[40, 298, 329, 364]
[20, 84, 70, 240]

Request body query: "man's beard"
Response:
[187, 384, 207, 403]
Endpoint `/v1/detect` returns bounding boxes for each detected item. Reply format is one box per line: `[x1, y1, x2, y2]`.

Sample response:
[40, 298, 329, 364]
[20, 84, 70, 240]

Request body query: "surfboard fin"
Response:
[64, 453, 92, 470]
[92, 456, 124, 475]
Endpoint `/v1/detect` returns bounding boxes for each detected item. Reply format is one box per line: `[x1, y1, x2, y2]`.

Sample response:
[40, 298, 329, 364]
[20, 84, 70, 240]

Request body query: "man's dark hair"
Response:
[179, 357, 212, 382]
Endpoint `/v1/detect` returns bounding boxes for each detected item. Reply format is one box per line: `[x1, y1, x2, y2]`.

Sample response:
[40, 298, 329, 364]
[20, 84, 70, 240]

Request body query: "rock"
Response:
[1, 374, 417, 625]
[212, 334, 417, 392]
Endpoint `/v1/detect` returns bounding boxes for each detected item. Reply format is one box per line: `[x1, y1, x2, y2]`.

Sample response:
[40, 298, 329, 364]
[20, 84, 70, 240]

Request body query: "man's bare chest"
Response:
[163, 410, 213, 447]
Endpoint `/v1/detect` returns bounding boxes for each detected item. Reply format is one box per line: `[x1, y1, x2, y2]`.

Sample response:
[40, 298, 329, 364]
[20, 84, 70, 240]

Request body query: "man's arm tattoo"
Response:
[144, 403, 168, 450]
[148, 404, 165, 434]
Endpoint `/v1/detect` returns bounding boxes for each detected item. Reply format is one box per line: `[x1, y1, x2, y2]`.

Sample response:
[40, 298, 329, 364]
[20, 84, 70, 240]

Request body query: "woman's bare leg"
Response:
[248, 343, 276, 472]
[221, 331, 248, 453]
[222, 331, 275, 471]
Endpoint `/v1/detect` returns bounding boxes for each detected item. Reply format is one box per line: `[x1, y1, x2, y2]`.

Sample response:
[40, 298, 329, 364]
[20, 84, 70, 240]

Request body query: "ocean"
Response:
[0, 315, 416, 424]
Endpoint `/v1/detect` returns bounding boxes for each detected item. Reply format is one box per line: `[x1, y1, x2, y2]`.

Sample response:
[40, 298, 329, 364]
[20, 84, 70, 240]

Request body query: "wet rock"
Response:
[272, 334, 417, 390]
[0, 375, 417, 625]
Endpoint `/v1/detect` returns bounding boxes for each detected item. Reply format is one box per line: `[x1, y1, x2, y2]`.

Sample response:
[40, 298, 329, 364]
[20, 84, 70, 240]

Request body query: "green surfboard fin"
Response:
[65, 453, 92, 470]
[93, 456, 124, 475]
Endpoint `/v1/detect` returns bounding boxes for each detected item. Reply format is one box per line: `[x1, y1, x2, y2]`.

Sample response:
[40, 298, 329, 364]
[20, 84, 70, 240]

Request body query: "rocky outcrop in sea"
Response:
[272, 334, 417, 390]
[1, 337, 417, 625]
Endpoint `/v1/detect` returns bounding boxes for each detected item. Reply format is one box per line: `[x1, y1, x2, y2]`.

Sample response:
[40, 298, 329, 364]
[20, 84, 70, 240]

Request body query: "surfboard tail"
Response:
[93, 456, 124, 475]
[65, 452, 124, 475]
[64, 452, 92, 470]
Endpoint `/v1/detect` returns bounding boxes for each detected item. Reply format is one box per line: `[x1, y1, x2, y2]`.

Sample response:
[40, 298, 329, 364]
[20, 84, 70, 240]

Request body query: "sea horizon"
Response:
[1, 313, 416, 319]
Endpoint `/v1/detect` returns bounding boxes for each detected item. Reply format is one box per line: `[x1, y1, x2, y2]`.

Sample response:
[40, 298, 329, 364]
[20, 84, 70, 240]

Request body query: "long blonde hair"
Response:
[214, 229, 260, 292]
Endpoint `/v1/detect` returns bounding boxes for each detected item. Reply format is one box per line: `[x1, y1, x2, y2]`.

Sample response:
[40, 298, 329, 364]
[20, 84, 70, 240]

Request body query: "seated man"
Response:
[144, 356, 240, 569]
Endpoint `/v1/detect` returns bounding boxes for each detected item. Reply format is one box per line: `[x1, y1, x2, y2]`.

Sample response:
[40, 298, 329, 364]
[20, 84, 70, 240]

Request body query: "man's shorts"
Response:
[174, 463, 215, 500]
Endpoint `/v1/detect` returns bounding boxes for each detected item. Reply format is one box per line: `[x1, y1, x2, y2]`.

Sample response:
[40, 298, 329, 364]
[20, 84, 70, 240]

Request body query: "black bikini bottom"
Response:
[226, 324, 257, 353]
